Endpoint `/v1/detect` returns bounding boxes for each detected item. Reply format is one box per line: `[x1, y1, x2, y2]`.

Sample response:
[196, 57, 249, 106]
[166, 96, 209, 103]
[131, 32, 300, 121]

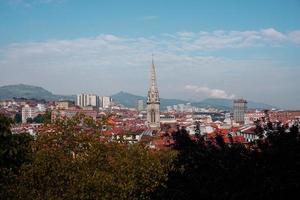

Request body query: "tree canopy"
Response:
[1, 113, 300, 199]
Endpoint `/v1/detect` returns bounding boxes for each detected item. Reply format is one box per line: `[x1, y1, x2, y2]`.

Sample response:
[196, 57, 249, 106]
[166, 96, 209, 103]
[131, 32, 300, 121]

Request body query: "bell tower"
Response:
[146, 55, 160, 130]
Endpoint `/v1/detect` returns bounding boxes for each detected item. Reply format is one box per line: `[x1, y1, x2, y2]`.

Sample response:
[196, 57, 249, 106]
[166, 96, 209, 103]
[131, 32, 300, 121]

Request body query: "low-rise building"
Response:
[55, 100, 75, 110]
[51, 108, 97, 121]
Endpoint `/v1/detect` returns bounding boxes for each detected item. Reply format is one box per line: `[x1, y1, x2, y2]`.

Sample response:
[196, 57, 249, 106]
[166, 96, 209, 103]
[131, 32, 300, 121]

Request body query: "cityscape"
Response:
[1, 58, 300, 145]
[1, 0, 300, 199]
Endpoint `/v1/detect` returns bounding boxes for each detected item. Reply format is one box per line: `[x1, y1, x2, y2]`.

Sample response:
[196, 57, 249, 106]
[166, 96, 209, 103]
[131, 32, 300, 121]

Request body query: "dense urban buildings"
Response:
[0, 62, 299, 147]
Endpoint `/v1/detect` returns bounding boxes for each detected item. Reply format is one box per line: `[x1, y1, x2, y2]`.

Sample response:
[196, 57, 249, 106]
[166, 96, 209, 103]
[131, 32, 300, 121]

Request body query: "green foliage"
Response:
[0, 84, 75, 101]
[26, 117, 33, 123]
[31, 111, 52, 124]
[0, 114, 33, 169]
[0, 114, 34, 199]
[13, 114, 176, 200]
[18, 144, 175, 200]
[33, 114, 44, 123]
[158, 125, 300, 199]
[14, 112, 22, 123]
[3, 111, 299, 200]
[43, 110, 52, 124]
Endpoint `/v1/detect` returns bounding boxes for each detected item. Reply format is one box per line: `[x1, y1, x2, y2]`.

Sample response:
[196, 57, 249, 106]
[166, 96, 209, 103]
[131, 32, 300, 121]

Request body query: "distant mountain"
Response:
[0, 84, 75, 101]
[112, 92, 276, 110]
[193, 98, 276, 110]
[0, 84, 276, 110]
[111, 91, 187, 109]
[111, 91, 146, 108]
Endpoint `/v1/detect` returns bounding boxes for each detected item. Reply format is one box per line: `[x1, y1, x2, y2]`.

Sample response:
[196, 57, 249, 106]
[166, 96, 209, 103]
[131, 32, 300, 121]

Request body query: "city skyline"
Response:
[0, 0, 300, 109]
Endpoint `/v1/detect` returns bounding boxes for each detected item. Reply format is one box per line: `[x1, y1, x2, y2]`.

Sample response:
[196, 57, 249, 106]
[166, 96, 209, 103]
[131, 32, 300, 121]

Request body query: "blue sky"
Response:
[0, 0, 300, 108]
[1, 0, 300, 44]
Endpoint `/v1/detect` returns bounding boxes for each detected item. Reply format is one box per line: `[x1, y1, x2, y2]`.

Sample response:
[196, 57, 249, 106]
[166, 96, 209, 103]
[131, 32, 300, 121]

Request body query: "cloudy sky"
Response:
[0, 0, 300, 109]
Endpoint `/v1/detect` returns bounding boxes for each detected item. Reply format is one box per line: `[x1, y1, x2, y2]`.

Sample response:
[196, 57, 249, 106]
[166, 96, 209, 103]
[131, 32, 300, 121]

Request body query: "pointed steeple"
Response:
[146, 54, 160, 130]
[150, 53, 157, 90]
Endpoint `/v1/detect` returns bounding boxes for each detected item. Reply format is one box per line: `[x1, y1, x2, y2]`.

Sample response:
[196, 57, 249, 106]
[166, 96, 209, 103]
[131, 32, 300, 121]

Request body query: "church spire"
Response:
[150, 53, 157, 90]
[147, 54, 160, 130]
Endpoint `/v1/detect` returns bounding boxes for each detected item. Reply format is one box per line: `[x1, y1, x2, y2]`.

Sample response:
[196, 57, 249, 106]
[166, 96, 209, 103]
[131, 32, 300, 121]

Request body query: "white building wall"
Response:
[77, 94, 99, 107]
[101, 96, 112, 108]
[22, 105, 38, 123]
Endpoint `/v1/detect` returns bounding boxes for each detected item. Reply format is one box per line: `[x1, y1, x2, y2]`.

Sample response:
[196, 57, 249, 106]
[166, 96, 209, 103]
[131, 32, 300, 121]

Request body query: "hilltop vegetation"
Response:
[0, 84, 75, 101]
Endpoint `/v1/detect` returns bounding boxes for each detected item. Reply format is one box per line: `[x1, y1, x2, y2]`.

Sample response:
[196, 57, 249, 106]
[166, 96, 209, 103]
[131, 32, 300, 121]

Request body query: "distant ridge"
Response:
[0, 84, 275, 109]
[111, 91, 275, 110]
[111, 91, 187, 110]
[192, 98, 275, 110]
[0, 84, 75, 101]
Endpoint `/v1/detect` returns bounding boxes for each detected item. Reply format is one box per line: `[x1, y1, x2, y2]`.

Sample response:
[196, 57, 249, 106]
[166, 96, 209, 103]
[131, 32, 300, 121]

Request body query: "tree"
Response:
[42, 110, 52, 124]
[26, 117, 33, 123]
[32, 111, 51, 124]
[158, 122, 300, 200]
[33, 114, 43, 123]
[15, 114, 176, 200]
[14, 112, 22, 124]
[0, 114, 33, 199]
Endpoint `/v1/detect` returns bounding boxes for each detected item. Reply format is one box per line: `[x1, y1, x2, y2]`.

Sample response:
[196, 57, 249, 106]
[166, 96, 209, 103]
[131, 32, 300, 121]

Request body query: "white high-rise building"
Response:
[137, 99, 144, 111]
[146, 56, 160, 130]
[178, 104, 185, 112]
[36, 103, 46, 112]
[101, 96, 112, 109]
[77, 94, 99, 107]
[22, 104, 38, 123]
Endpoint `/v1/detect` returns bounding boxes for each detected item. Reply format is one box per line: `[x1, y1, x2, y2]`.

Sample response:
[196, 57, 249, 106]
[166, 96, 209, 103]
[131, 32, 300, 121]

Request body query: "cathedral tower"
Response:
[146, 55, 160, 130]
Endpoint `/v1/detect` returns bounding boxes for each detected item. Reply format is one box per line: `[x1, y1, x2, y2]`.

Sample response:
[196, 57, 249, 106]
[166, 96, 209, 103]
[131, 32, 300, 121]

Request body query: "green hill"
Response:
[0, 84, 275, 110]
[0, 84, 75, 101]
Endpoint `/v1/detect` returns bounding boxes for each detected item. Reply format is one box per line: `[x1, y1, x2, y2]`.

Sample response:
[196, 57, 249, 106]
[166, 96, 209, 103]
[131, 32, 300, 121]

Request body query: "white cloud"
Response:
[260, 28, 287, 41]
[0, 28, 300, 108]
[185, 85, 235, 99]
[170, 28, 299, 50]
[289, 31, 300, 44]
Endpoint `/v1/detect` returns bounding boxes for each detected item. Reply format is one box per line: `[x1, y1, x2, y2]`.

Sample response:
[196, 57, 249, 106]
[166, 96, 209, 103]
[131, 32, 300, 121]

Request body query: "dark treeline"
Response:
[154, 121, 300, 199]
[1, 113, 300, 199]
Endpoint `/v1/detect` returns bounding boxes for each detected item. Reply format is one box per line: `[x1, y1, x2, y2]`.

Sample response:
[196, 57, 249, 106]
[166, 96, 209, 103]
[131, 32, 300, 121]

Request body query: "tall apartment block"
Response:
[101, 96, 112, 109]
[233, 99, 247, 124]
[76, 94, 100, 107]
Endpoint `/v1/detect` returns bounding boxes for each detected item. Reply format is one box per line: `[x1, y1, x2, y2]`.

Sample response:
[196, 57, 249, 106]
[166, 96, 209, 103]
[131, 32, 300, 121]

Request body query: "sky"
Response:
[0, 0, 300, 109]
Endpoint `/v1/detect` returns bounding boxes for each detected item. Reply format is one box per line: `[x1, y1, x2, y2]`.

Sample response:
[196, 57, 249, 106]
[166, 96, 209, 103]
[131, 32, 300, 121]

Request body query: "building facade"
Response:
[137, 99, 144, 111]
[76, 94, 99, 107]
[244, 111, 265, 124]
[22, 104, 38, 123]
[55, 100, 75, 110]
[269, 110, 300, 123]
[51, 108, 97, 122]
[101, 96, 112, 109]
[233, 99, 247, 124]
[146, 57, 160, 130]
